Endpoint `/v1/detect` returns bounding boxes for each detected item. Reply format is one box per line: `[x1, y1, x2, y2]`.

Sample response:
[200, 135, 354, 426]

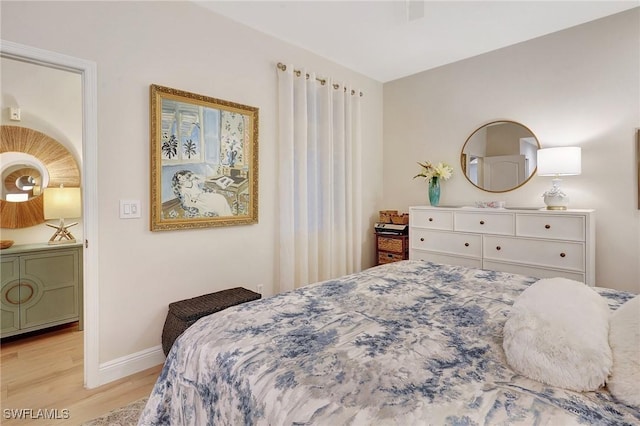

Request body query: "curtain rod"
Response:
[277, 63, 363, 97]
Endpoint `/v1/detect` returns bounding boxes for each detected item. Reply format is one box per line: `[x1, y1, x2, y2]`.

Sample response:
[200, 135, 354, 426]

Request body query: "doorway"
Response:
[1, 40, 99, 388]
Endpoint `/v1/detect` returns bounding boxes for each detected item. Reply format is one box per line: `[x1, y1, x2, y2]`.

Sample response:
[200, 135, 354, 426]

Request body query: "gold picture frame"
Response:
[150, 84, 259, 231]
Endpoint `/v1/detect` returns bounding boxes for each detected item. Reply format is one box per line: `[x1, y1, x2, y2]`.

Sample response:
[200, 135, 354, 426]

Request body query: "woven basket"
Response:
[390, 214, 409, 225]
[378, 236, 404, 252]
[379, 210, 397, 223]
[161, 287, 261, 355]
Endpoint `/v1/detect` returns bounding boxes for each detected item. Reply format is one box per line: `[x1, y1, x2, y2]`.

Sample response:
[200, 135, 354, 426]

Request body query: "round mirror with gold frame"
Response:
[0, 125, 80, 228]
[461, 120, 540, 193]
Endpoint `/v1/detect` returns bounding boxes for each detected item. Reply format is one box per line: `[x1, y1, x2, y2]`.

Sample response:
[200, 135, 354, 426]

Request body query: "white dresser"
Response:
[409, 206, 595, 286]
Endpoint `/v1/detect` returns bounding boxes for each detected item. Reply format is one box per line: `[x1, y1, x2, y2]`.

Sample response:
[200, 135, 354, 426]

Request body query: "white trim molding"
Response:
[0, 40, 101, 388]
[98, 346, 165, 385]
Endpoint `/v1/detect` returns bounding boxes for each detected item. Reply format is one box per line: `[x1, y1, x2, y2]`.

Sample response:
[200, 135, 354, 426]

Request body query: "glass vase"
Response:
[429, 177, 440, 207]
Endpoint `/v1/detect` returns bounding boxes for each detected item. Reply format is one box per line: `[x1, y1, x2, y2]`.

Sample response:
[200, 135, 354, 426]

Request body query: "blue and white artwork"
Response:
[157, 97, 251, 220]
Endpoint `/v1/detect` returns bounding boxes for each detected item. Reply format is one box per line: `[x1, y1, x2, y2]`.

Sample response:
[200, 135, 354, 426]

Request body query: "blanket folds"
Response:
[607, 295, 640, 408]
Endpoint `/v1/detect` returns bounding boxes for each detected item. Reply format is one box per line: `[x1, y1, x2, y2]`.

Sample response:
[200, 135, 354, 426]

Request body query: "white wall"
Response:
[0, 58, 84, 243]
[1, 1, 384, 368]
[384, 8, 640, 293]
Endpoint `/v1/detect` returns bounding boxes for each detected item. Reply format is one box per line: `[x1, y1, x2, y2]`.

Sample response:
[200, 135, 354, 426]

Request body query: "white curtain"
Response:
[277, 64, 363, 292]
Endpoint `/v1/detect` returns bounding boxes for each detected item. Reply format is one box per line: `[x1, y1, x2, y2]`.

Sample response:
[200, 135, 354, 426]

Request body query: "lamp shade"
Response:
[43, 187, 82, 219]
[537, 147, 582, 176]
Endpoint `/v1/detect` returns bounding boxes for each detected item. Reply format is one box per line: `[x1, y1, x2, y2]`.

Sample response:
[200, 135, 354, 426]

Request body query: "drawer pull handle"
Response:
[428, 218, 433, 222]
[420, 237, 425, 242]
[560, 252, 566, 258]
[464, 243, 469, 247]
[496, 246, 501, 251]
[480, 220, 485, 225]
[545, 224, 551, 229]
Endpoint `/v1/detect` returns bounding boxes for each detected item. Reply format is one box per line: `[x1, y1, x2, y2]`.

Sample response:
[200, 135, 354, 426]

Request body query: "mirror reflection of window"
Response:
[6, 193, 29, 202]
[468, 156, 478, 185]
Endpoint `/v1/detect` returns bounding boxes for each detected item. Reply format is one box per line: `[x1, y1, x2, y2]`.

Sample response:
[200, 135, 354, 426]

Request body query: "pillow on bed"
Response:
[607, 295, 640, 408]
[503, 277, 612, 392]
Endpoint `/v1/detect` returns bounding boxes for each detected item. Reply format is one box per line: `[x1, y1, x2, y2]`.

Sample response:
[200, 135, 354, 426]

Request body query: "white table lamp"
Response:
[537, 147, 581, 210]
[43, 185, 82, 244]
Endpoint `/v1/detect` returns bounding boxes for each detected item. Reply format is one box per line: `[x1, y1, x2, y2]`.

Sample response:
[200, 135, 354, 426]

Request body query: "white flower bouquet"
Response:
[413, 161, 453, 183]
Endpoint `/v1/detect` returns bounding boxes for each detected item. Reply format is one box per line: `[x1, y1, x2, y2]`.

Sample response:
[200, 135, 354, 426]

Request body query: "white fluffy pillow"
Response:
[607, 295, 640, 408]
[503, 277, 612, 392]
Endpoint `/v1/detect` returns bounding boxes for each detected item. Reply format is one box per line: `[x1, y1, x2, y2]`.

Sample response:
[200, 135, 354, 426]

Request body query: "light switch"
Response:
[119, 200, 141, 219]
[10, 107, 21, 121]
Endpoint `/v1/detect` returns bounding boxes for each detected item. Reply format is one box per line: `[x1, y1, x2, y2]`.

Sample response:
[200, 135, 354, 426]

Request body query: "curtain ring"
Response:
[276, 62, 365, 97]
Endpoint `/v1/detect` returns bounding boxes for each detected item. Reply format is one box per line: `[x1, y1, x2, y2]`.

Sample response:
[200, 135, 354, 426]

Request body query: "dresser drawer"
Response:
[410, 209, 453, 230]
[483, 261, 585, 283]
[483, 236, 584, 271]
[454, 211, 514, 235]
[411, 250, 482, 269]
[516, 214, 585, 241]
[409, 206, 594, 286]
[377, 236, 406, 253]
[411, 229, 481, 258]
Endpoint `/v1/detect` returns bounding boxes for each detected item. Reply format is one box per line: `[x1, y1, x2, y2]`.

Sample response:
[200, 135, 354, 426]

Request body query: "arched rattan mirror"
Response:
[0, 125, 80, 228]
[461, 121, 540, 193]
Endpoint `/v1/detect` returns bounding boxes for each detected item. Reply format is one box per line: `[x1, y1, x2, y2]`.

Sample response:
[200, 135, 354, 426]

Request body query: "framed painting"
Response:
[150, 84, 259, 231]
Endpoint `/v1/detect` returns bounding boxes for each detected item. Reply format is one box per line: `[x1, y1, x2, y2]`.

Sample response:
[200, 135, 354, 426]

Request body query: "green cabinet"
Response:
[1, 243, 82, 338]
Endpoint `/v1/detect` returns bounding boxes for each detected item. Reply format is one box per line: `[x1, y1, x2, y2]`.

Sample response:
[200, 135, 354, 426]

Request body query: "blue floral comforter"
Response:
[139, 260, 639, 425]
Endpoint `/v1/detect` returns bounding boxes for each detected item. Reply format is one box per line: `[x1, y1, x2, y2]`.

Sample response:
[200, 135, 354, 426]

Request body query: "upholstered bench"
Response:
[161, 287, 261, 356]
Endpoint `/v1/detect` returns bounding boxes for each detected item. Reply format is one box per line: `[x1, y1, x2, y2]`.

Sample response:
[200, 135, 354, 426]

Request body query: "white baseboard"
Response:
[97, 345, 165, 386]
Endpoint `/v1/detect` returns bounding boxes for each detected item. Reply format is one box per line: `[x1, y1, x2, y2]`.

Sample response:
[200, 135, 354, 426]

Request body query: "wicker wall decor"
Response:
[0, 126, 80, 228]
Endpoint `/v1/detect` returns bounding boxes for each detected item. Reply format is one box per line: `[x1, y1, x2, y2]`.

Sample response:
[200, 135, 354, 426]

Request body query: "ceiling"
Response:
[196, 1, 638, 82]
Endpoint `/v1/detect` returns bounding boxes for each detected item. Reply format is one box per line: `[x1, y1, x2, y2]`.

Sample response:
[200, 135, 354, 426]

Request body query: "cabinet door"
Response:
[1, 256, 20, 334]
[20, 249, 80, 331]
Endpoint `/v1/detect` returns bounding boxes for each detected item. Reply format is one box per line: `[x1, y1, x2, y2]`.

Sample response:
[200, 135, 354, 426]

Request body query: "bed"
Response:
[139, 260, 639, 425]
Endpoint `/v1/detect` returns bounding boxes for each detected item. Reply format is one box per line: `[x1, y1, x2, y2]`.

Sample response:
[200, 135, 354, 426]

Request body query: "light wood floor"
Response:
[1, 323, 163, 425]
